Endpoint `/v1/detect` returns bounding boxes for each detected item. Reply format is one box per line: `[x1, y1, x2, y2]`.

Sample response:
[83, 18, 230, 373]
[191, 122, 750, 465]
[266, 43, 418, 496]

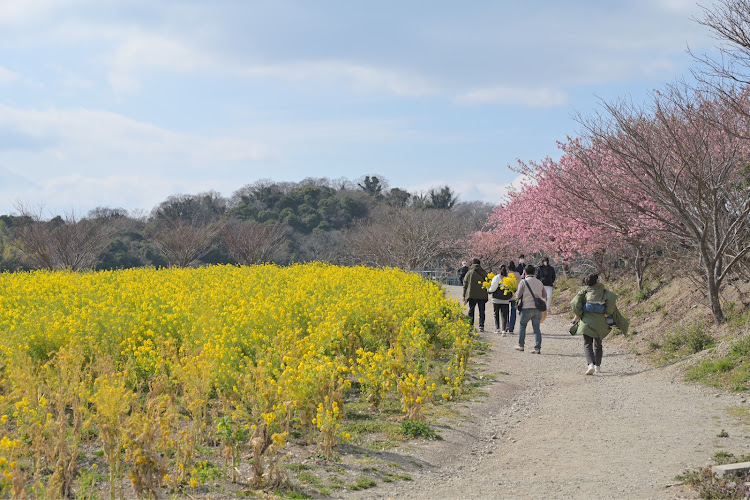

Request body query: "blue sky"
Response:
[0, 0, 720, 216]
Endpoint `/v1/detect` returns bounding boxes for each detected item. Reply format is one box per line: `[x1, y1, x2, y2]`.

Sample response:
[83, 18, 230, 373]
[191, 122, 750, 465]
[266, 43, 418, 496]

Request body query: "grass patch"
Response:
[283, 492, 313, 500]
[347, 476, 377, 491]
[382, 472, 413, 483]
[687, 335, 750, 392]
[401, 419, 441, 440]
[633, 280, 657, 303]
[284, 462, 314, 472]
[341, 418, 402, 442]
[296, 471, 325, 489]
[654, 321, 714, 363]
[725, 302, 750, 330]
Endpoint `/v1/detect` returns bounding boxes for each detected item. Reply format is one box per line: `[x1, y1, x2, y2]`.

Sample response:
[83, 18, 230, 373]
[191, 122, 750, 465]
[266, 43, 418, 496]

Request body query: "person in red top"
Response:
[513, 264, 545, 354]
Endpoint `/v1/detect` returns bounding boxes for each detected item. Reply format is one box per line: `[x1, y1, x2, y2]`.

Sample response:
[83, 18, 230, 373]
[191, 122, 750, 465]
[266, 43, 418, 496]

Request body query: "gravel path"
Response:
[342, 285, 750, 500]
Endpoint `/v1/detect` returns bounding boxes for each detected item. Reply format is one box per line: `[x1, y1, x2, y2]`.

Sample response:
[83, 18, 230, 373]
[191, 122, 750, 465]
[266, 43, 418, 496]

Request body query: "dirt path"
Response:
[338, 285, 750, 500]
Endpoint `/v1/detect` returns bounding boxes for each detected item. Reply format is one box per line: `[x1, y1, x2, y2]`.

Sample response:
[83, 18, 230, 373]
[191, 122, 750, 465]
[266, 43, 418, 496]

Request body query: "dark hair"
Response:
[508, 260, 516, 270]
[472, 258, 480, 265]
[525, 264, 536, 276]
[499, 265, 508, 276]
[519, 254, 525, 259]
[542, 257, 549, 265]
[585, 273, 599, 286]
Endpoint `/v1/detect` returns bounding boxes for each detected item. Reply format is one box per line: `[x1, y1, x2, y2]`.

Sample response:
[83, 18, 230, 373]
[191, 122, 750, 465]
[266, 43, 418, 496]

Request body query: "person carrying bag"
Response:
[513, 265, 545, 354]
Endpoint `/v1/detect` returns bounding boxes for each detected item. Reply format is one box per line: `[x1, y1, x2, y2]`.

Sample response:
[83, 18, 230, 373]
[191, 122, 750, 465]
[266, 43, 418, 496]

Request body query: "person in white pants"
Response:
[535, 257, 556, 307]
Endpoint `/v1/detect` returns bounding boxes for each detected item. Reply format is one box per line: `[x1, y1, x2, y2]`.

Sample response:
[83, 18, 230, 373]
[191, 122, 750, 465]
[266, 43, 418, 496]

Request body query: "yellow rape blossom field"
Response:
[0, 263, 473, 498]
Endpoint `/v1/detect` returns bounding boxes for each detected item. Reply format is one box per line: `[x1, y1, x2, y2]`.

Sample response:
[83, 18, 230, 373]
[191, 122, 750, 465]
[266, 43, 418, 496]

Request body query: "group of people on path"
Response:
[460, 257, 628, 374]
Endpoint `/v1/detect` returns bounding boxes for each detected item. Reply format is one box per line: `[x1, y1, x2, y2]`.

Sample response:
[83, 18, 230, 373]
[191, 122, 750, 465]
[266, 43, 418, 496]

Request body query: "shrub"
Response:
[401, 419, 440, 440]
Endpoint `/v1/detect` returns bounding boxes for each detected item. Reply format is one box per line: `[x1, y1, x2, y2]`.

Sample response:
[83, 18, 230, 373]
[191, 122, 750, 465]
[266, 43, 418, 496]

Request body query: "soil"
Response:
[332, 285, 750, 500]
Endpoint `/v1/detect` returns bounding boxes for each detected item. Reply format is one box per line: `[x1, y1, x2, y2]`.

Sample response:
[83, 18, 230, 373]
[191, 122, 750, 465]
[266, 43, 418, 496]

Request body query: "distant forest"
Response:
[0, 176, 495, 275]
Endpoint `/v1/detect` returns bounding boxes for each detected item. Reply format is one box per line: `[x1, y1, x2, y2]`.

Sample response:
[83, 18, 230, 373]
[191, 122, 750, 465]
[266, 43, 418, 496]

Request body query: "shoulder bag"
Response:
[524, 278, 547, 312]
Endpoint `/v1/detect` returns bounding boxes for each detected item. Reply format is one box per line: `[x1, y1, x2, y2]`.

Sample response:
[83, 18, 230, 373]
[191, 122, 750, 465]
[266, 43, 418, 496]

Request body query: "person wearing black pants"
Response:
[462, 258, 489, 333]
[488, 264, 512, 335]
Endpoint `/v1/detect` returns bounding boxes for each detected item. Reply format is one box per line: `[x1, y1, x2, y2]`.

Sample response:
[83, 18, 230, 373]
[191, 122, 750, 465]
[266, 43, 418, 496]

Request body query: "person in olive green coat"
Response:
[462, 258, 488, 332]
[570, 273, 628, 375]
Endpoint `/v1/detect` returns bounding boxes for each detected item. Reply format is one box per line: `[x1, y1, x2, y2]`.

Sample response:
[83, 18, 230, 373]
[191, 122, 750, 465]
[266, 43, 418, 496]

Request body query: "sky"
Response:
[0, 0, 723, 216]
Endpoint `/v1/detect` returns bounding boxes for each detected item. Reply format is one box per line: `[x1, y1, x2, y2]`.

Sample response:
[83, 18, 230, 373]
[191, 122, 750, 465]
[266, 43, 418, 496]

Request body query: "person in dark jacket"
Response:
[515, 254, 526, 274]
[457, 261, 469, 286]
[462, 258, 488, 333]
[507, 260, 520, 334]
[535, 257, 557, 307]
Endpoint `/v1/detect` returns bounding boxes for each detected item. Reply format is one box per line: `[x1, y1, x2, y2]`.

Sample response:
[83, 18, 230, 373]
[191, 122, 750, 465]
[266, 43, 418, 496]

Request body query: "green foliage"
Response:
[725, 302, 750, 330]
[401, 419, 440, 440]
[632, 280, 657, 302]
[230, 184, 369, 235]
[190, 460, 223, 485]
[687, 334, 750, 392]
[659, 322, 714, 360]
[347, 476, 377, 491]
[426, 186, 457, 210]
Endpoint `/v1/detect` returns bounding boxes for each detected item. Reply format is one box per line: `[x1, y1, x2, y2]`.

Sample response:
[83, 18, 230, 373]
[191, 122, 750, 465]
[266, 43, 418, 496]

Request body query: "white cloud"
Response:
[0, 104, 266, 164]
[106, 33, 208, 94]
[0, 66, 21, 85]
[455, 87, 568, 107]
[241, 60, 436, 96]
[0, 0, 72, 25]
[0, 104, 270, 213]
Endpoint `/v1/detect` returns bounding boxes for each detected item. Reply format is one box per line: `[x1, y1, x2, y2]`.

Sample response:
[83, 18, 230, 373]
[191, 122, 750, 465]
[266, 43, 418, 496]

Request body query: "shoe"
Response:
[514, 345, 524, 351]
[478, 326, 484, 333]
[585, 364, 595, 375]
[494, 328, 501, 333]
[501, 332, 507, 338]
[531, 348, 541, 354]
[594, 366, 601, 374]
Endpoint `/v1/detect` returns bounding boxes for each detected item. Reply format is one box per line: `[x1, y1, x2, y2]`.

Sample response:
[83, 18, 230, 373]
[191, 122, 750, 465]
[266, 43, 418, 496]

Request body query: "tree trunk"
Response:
[634, 246, 645, 291]
[705, 260, 725, 325]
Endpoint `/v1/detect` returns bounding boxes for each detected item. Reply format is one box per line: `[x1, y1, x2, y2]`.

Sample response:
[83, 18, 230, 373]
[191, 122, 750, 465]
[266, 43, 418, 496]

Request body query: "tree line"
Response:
[470, 0, 750, 325]
[0, 176, 493, 275]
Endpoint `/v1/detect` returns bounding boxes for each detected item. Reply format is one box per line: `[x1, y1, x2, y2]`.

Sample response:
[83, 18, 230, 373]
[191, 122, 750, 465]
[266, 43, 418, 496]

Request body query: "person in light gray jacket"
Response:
[513, 264, 545, 354]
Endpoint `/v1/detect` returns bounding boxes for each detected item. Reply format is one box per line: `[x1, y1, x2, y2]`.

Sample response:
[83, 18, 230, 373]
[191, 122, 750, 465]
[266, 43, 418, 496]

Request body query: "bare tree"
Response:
[694, 0, 750, 85]
[219, 219, 287, 265]
[347, 207, 466, 270]
[576, 84, 750, 323]
[12, 203, 115, 271]
[148, 218, 222, 268]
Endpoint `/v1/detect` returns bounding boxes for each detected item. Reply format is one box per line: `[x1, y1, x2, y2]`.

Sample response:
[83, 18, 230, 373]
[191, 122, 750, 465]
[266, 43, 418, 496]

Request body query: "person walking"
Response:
[457, 261, 469, 286]
[515, 255, 526, 274]
[506, 261, 521, 335]
[514, 264, 545, 354]
[536, 257, 557, 307]
[462, 258, 488, 333]
[487, 264, 512, 336]
[570, 273, 628, 374]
